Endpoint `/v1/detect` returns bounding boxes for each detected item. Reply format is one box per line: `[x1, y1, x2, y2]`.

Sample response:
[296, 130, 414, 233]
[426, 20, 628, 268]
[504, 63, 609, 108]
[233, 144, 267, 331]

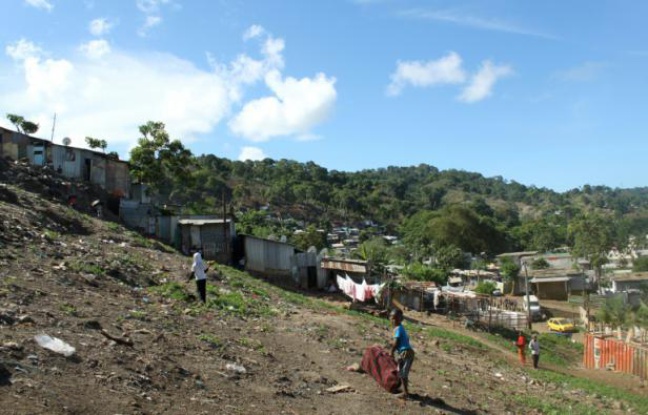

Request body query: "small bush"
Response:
[149, 282, 192, 302]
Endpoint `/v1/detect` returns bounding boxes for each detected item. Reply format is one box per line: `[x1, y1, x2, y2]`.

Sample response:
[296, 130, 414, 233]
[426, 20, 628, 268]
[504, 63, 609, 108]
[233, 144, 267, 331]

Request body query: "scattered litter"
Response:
[345, 363, 361, 372]
[326, 384, 353, 393]
[34, 334, 76, 357]
[225, 363, 246, 374]
[494, 372, 503, 379]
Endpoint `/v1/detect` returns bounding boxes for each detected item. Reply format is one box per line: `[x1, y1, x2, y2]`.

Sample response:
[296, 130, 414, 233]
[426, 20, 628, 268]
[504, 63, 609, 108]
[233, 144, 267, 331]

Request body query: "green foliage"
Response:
[69, 260, 105, 276]
[402, 262, 446, 284]
[354, 236, 389, 274]
[632, 256, 648, 272]
[499, 257, 520, 294]
[597, 296, 631, 328]
[499, 257, 520, 279]
[474, 281, 497, 295]
[291, 225, 327, 251]
[530, 257, 550, 270]
[197, 333, 222, 348]
[235, 209, 274, 237]
[148, 282, 192, 301]
[511, 218, 566, 252]
[129, 121, 194, 200]
[59, 303, 78, 316]
[568, 213, 613, 277]
[85, 136, 108, 153]
[6, 113, 39, 135]
[434, 244, 469, 270]
[128, 309, 148, 320]
[117, 133, 648, 260]
[527, 369, 648, 415]
[635, 301, 648, 329]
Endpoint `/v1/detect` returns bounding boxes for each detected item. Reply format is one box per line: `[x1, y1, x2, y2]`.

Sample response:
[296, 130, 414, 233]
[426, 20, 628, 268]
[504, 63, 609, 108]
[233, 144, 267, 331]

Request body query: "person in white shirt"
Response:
[528, 334, 540, 369]
[190, 248, 209, 303]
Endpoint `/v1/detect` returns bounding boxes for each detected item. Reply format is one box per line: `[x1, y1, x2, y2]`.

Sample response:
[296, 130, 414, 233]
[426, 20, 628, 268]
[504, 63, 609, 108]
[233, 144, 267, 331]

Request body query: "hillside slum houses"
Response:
[0, 126, 130, 200]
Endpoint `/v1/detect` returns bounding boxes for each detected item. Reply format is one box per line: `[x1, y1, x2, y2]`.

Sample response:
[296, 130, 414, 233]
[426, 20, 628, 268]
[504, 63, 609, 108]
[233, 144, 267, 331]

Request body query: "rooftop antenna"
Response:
[50, 113, 57, 142]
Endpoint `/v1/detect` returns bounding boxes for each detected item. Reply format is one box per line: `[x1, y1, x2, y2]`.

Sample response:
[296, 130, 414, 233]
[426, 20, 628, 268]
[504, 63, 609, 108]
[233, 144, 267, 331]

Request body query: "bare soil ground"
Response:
[1, 158, 646, 415]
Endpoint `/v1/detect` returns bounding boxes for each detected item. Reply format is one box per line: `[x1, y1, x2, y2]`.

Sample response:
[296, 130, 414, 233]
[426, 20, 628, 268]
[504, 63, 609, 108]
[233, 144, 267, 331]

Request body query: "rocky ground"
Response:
[0, 157, 647, 415]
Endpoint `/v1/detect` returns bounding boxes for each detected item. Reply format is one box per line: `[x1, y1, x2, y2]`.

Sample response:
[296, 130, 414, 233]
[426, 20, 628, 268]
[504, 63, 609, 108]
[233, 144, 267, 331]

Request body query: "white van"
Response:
[523, 295, 542, 321]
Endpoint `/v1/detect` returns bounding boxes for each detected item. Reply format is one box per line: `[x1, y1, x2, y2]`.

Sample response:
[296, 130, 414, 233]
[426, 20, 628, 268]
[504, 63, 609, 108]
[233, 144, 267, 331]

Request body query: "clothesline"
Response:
[336, 274, 385, 303]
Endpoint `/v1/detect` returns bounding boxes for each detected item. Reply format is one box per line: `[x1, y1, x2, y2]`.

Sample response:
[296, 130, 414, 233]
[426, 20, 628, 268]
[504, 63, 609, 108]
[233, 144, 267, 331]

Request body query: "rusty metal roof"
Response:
[320, 258, 367, 273]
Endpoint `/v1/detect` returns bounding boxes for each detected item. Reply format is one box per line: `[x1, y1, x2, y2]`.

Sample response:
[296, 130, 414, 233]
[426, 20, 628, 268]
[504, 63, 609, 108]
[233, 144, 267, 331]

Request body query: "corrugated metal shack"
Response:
[320, 257, 378, 292]
[393, 281, 437, 312]
[320, 257, 369, 280]
[243, 235, 297, 286]
[529, 269, 587, 300]
[179, 218, 234, 263]
[292, 249, 326, 289]
[0, 126, 130, 197]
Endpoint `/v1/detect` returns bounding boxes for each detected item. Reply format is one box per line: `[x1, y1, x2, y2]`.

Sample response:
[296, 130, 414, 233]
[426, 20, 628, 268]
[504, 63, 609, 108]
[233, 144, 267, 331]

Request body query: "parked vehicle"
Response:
[522, 295, 542, 321]
[547, 317, 575, 333]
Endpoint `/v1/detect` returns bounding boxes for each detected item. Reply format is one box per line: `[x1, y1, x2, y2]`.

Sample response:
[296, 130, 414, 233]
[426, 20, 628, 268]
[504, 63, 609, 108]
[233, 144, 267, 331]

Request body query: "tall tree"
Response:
[568, 213, 614, 283]
[6, 113, 39, 135]
[500, 257, 521, 295]
[129, 121, 194, 200]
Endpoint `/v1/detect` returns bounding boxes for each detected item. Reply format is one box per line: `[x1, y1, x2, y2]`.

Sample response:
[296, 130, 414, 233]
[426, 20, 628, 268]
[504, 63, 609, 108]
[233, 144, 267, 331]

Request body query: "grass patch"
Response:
[528, 369, 648, 414]
[511, 393, 603, 415]
[59, 303, 78, 316]
[69, 260, 105, 276]
[198, 333, 222, 348]
[148, 282, 193, 302]
[238, 337, 265, 352]
[536, 332, 583, 367]
[424, 326, 489, 351]
[128, 309, 148, 320]
[43, 229, 60, 241]
[105, 222, 121, 232]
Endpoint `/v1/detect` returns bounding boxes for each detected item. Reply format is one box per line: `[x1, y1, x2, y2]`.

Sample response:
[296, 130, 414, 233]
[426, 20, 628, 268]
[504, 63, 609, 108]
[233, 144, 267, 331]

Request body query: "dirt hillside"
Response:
[0, 158, 646, 415]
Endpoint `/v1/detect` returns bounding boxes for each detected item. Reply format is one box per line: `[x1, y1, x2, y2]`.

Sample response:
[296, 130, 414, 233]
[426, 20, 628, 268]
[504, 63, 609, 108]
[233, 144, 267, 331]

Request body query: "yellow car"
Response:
[547, 317, 575, 333]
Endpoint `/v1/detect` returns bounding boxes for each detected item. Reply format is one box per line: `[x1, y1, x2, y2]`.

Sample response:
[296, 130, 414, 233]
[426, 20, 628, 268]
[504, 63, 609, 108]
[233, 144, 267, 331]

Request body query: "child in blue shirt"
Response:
[389, 308, 415, 399]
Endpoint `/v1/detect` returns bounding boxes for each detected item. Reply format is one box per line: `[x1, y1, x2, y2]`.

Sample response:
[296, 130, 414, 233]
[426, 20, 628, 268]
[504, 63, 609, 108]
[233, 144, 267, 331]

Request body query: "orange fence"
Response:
[583, 333, 648, 381]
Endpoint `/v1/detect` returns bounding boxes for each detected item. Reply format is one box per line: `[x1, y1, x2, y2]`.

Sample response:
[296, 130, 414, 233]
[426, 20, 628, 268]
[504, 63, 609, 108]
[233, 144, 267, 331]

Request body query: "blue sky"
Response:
[1, 0, 647, 191]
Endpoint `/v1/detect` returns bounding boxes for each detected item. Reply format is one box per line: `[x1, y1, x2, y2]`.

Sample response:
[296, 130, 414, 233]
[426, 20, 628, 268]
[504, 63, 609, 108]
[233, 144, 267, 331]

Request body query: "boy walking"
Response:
[389, 308, 415, 399]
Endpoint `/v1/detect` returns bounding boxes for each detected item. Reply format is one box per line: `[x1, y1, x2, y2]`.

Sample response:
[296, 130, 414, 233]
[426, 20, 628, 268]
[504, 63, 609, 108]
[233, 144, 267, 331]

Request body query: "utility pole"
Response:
[222, 190, 228, 265]
[523, 262, 532, 330]
[50, 113, 56, 142]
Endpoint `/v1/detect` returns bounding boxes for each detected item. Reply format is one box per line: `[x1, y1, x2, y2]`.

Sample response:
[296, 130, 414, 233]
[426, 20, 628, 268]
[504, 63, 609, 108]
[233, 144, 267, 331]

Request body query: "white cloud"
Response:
[6, 39, 42, 60]
[458, 60, 512, 103]
[400, 9, 557, 40]
[243, 25, 265, 41]
[229, 70, 337, 142]
[79, 39, 111, 59]
[139, 15, 163, 36]
[89, 18, 113, 36]
[387, 52, 466, 96]
[136, 0, 171, 14]
[1, 39, 230, 154]
[136, 0, 174, 36]
[238, 146, 267, 161]
[262, 37, 285, 69]
[1, 28, 335, 158]
[25, 0, 53, 11]
[555, 62, 606, 82]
